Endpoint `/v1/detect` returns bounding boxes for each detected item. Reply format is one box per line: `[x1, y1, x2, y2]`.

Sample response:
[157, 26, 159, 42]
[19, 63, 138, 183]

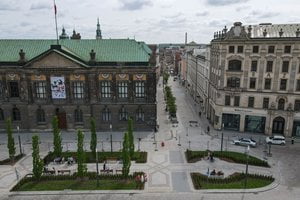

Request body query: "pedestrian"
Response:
[199, 112, 201, 117]
[103, 161, 106, 171]
[207, 126, 210, 134]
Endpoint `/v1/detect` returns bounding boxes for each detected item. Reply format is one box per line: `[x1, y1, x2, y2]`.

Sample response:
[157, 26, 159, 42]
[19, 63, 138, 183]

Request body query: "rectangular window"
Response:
[266, 61, 273, 72]
[229, 46, 235, 53]
[280, 79, 287, 90]
[295, 100, 300, 111]
[9, 81, 19, 97]
[296, 80, 300, 91]
[237, 46, 244, 53]
[282, 61, 289, 73]
[249, 78, 256, 89]
[252, 46, 259, 53]
[264, 78, 272, 90]
[263, 98, 269, 109]
[0, 81, 3, 98]
[225, 95, 231, 106]
[234, 96, 240, 107]
[102, 109, 111, 121]
[284, 45, 291, 53]
[135, 81, 145, 98]
[248, 97, 254, 108]
[73, 82, 84, 99]
[251, 61, 257, 72]
[118, 81, 128, 98]
[100, 81, 111, 98]
[268, 46, 275, 53]
[35, 82, 47, 99]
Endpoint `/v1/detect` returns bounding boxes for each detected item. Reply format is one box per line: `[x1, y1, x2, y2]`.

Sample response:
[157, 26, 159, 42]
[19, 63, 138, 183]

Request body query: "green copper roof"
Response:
[0, 39, 151, 63]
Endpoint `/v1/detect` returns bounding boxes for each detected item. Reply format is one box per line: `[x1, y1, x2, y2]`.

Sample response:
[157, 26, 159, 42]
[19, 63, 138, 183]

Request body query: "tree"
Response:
[32, 135, 44, 180]
[6, 118, 15, 163]
[90, 118, 97, 157]
[122, 132, 131, 177]
[52, 116, 62, 157]
[77, 129, 87, 178]
[127, 118, 134, 158]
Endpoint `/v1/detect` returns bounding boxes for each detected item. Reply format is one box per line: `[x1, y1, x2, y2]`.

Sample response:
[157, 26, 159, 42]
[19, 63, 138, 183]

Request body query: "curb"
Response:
[9, 190, 143, 196]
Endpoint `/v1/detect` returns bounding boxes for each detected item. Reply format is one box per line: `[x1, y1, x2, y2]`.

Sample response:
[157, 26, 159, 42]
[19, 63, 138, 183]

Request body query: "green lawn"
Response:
[191, 173, 274, 189]
[186, 150, 269, 167]
[16, 179, 141, 191]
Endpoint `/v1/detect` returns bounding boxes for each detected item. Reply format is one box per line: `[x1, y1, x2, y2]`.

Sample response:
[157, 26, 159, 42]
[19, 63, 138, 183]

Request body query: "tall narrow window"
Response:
[237, 46, 244, 53]
[252, 46, 259, 53]
[136, 107, 144, 122]
[249, 78, 256, 89]
[36, 108, 45, 123]
[74, 108, 83, 123]
[135, 81, 145, 98]
[35, 82, 47, 99]
[278, 99, 285, 110]
[9, 81, 19, 97]
[73, 82, 84, 99]
[248, 97, 254, 108]
[100, 81, 111, 98]
[119, 106, 128, 121]
[0, 108, 4, 121]
[229, 46, 235, 53]
[294, 100, 300, 111]
[284, 45, 291, 53]
[234, 96, 240, 107]
[296, 80, 300, 91]
[102, 107, 111, 121]
[282, 61, 289, 73]
[225, 95, 231, 106]
[280, 79, 287, 90]
[264, 78, 272, 90]
[263, 98, 269, 109]
[12, 107, 21, 121]
[251, 61, 257, 72]
[268, 46, 275, 53]
[118, 81, 128, 98]
[266, 61, 273, 72]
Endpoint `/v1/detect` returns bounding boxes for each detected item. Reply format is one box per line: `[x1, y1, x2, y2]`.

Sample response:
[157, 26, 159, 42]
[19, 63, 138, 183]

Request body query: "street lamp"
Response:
[244, 145, 250, 189]
[110, 124, 113, 152]
[96, 148, 99, 187]
[17, 126, 22, 155]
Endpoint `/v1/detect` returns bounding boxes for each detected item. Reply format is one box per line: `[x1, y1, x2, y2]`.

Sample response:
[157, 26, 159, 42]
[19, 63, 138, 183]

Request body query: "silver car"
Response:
[233, 138, 257, 147]
[266, 135, 286, 145]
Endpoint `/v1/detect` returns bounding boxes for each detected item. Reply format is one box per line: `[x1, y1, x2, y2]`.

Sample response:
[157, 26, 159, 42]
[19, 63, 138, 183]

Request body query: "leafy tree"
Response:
[77, 129, 87, 177]
[52, 116, 62, 157]
[32, 135, 44, 180]
[122, 132, 131, 177]
[90, 118, 97, 157]
[6, 118, 15, 163]
[127, 118, 134, 158]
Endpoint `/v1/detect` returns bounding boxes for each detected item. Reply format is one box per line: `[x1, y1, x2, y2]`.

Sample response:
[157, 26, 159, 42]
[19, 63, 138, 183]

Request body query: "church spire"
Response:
[96, 18, 102, 39]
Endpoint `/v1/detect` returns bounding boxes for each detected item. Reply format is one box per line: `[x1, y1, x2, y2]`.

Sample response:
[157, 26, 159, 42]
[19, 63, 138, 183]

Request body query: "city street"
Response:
[0, 77, 300, 200]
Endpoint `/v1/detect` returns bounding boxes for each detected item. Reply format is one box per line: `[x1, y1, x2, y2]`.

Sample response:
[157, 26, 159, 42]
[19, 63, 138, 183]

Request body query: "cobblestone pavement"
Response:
[0, 77, 300, 200]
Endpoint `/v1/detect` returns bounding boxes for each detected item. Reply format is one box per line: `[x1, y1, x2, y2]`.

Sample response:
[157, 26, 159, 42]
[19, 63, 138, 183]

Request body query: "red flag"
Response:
[54, 1, 57, 15]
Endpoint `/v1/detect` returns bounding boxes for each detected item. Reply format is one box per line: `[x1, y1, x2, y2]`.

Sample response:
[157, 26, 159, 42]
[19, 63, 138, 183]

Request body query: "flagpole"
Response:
[54, 0, 59, 45]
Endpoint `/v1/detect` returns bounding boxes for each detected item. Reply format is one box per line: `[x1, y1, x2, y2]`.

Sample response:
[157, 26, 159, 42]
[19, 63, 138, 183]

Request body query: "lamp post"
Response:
[96, 148, 99, 187]
[221, 123, 224, 152]
[244, 145, 250, 189]
[138, 138, 141, 151]
[186, 127, 188, 137]
[17, 126, 22, 155]
[110, 124, 113, 152]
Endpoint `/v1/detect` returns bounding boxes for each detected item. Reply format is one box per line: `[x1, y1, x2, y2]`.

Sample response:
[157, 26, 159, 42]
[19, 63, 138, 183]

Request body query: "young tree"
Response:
[52, 116, 62, 157]
[77, 129, 87, 178]
[122, 132, 131, 177]
[90, 118, 97, 157]
[6, 118, 16, 163]
[32, 135, 44, 180]
[127, 118, 135, 158]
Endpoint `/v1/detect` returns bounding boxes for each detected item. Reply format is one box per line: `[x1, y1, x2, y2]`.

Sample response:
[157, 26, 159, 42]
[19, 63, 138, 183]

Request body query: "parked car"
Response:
[233, 138, 257, 147]
[266, 135, 286, 145]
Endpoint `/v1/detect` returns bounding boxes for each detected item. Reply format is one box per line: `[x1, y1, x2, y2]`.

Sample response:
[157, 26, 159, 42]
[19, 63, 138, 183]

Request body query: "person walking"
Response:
[207, 126, 210, 134]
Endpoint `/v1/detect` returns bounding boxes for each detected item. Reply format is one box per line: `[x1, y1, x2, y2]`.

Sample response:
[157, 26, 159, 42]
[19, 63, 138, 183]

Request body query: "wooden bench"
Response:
[57, 169, 71, 175]
[100, 169, 113, 174]
[115, 169, 123, 174]
[189, 120, 198, 127]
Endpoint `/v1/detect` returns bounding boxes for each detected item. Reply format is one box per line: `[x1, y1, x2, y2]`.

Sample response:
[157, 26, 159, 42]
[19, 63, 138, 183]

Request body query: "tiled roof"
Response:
[248, 23, 300, 38]
[0, 39, 151, 63]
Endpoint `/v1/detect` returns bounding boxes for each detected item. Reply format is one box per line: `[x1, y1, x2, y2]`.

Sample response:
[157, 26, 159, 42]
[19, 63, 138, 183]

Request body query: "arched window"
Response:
[102, 107, 111, 122]
[278, 99, 285, 110]
[12, 107, 21, 121]
[0, 108, 4, 121]
[228, 60, 242, 71]
[136, 107, 144, 122]
[119, 106, 128, 121]
[36, 108, 45, 123]
[227, 77, 240, 88]
[74, 108, 83, 123]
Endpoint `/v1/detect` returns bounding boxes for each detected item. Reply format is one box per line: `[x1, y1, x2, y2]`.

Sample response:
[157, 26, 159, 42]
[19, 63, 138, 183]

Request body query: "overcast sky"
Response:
[0, 0, 300, 44]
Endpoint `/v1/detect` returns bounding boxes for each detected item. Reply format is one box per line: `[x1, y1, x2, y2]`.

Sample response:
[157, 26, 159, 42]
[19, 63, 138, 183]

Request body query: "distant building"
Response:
[208, 22, 300, 137]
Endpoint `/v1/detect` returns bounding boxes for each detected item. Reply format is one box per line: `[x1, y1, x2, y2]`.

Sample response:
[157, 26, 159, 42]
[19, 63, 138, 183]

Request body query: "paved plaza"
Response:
[0, 77, 300, 200]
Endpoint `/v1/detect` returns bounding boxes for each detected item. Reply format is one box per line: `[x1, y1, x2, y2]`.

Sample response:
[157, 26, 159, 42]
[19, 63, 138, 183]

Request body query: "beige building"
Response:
[208, 22, 300, 137]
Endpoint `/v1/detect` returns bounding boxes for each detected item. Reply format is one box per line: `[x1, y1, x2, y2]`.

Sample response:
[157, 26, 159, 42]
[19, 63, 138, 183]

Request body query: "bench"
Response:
[189, 120, 198, 127]
[57, 169, 71, 175]
[100, 169, 113, 174]
[115, 169, 123, 174]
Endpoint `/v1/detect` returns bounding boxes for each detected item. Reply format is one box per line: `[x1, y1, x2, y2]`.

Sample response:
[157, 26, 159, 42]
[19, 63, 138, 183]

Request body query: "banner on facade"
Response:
[50, 76, 66, 99]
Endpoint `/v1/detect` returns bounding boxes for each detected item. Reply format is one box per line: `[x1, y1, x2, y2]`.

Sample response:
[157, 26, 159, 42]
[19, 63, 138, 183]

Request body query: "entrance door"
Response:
[57, 112, 67, 129]
[272, 117, 285, 135]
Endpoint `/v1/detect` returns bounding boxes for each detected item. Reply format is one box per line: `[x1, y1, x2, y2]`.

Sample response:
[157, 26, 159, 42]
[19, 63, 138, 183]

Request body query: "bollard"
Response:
[291, 138, 294, 144]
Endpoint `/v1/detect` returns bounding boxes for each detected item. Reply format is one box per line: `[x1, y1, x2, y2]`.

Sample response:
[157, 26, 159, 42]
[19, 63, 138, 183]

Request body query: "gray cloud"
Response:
[235, 5, 250, 11]
[0, 1, 18, 11]
[119, 0, 152, 11]
[206, 0, 248, 6]
[249, 10, 279, 19]
[30, 2, 51, 10]
[196, 11, 209, 16]
[20, 22, 31, 27]
[207, 19, 230, 28]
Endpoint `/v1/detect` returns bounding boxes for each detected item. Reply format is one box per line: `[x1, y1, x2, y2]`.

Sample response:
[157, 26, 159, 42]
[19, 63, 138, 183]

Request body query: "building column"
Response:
[239, 113, 245, 132]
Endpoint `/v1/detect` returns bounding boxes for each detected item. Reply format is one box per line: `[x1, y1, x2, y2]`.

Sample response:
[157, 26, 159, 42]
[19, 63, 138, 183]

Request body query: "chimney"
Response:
[185, 32, 187, 45]
[18, 49, 26, 63]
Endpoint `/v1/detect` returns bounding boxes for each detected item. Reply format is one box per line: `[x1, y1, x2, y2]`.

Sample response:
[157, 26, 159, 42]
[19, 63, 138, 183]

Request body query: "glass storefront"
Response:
[222, 113, 240, 131]
[244, 115, 266, 133]
[292, 121, 300, 137]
